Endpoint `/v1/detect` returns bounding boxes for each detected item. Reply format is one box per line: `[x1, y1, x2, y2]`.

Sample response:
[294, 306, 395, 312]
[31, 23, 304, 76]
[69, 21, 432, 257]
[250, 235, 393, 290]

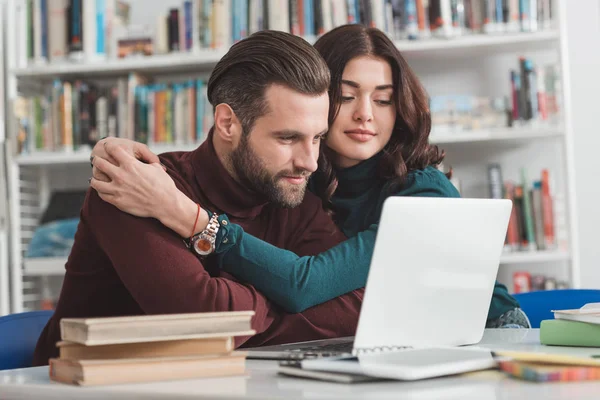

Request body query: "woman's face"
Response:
[326, 56, 397, 169]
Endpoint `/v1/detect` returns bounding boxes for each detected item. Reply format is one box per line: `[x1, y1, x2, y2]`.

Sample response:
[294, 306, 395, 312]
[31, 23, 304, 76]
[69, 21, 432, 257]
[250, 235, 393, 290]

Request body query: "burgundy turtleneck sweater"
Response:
[32, 135, 364, 366]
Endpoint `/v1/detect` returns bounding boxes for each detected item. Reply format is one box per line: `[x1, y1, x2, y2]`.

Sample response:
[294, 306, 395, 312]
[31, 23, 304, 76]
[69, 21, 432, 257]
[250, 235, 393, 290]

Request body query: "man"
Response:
[32, 31, 363, 366]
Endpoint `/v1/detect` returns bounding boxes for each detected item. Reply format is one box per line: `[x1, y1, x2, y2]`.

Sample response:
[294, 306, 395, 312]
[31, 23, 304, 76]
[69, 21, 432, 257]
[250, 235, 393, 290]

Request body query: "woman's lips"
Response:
[345, 129, 376, 142]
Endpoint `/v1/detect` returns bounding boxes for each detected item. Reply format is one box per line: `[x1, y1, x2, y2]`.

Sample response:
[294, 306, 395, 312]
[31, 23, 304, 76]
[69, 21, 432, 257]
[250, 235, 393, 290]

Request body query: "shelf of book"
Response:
[22, 257, 67, 277]
[500, 250, 571, 264]
[11, 31, 559, 80]
[15, 125, 564, 166]
[16, 143, 201, 166]
[22, 249, 572, 277]
[430, 125, 564, 144]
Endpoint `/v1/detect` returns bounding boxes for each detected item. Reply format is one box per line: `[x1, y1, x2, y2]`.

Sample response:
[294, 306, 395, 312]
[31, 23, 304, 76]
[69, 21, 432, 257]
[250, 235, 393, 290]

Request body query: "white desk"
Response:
[1, 330, 600, 400]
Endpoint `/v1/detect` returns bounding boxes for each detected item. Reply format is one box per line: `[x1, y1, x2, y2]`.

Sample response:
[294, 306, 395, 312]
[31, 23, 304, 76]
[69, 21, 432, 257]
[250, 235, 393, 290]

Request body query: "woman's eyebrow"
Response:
[341, 80, 392, 91]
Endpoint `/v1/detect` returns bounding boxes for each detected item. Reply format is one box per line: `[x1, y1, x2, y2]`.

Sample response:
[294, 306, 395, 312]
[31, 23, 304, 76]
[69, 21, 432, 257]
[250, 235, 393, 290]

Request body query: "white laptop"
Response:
[246, 196, 512, 379]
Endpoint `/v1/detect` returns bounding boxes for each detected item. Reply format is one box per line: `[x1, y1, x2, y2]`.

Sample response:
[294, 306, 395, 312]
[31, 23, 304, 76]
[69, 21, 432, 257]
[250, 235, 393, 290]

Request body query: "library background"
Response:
[0, 0, 597, 316]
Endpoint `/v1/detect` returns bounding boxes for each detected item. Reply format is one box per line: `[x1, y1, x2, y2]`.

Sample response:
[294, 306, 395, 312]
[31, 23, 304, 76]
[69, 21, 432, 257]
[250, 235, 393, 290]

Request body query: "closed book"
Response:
[540, 319, 600, 348]
[49, 352, 246, 386]
[58, 336, 234, 360]
[498, 360, 600, 382]
[553, 303, 600, 325]
[59, 311, 255, 346]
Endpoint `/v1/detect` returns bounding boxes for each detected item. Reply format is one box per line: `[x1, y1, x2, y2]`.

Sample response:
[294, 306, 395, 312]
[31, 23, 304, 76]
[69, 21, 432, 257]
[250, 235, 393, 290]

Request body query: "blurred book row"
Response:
[12, 64, 561, 155]
[513, 271, 569, 294]
[430, 58, 562, 133]
[13, 73, 212, 154]
[488, 165, 568, 253]
[19, 0, 555, 66]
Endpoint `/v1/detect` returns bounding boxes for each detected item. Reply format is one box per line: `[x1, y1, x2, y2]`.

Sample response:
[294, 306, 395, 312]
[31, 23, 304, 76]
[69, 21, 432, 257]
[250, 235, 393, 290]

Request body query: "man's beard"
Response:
[230, 135, 309, 208]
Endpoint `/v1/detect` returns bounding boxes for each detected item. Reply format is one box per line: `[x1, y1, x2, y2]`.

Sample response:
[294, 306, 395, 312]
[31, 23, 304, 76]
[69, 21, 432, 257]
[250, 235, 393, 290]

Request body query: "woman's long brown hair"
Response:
[312, 24, 449, 207]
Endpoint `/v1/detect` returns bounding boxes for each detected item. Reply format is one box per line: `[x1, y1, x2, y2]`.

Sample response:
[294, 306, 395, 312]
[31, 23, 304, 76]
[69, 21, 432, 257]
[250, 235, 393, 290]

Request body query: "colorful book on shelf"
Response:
[21, 0, 556, 65]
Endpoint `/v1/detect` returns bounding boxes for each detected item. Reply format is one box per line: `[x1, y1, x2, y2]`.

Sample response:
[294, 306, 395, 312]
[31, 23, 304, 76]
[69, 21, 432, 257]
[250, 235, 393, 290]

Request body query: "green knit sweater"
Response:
[215, 153, 519, 320]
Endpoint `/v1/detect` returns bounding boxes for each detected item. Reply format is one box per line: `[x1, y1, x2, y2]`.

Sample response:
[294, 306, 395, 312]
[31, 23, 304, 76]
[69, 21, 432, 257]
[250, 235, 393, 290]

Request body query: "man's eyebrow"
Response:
[272, 129, 328, 137]
[341, 80, 393, 91]
[272, 130, 304, 136]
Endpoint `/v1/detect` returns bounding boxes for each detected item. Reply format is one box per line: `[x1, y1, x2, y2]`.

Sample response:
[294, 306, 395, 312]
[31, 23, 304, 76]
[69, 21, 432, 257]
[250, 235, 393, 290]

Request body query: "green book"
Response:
[520, 168, 537, 250]
[540, 319, 600, 347]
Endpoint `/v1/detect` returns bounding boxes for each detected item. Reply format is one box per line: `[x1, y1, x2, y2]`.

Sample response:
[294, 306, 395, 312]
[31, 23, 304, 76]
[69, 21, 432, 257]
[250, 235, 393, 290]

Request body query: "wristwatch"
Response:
[186, 212, 220, 256]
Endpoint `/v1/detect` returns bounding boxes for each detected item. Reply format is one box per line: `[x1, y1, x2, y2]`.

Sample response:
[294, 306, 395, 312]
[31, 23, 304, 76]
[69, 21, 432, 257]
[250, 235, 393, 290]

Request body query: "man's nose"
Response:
[294, 141, 319, 173]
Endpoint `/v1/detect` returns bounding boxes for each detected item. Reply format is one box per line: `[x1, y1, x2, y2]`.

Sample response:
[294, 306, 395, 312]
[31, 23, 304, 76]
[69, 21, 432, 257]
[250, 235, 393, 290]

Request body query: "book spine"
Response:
[179, 5, 186, 51]
[483, 0, 495, 33]
[405, 0, 418, 39]
[322, 0, 333, 32]
[26, 0, 34, 63]
[520, 169, 537, 251]
[524, 59, 538, 122]
[83, 0, 97, 60]
[536, 66, 548, 121]
[62, 81, 74, 152]
[72, 81, 81, 149]
[168, 9, 180, 51]
[531, 181, 545, 250]
[40, 0, 48, 60]
[48, 0, 68, 60]
[487, 163, 503, 199]
[96, 0, 106, 56]
[504, 182, 520, 251]
[184, 0, 193, 49]
[519, 0, 530, 32]
[96, 94, 108, 142]
[494, 0, 504, 32]
[33, 0, 43, 62]
[510, 70, 519, 122]
[541, 169, 555, 249]
[346, 0, 357, 23]
[69, 0, 83, 54]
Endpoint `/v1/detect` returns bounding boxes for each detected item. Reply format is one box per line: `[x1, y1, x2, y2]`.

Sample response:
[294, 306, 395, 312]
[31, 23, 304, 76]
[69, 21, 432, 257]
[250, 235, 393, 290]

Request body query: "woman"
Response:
[90, 25, 529, 329]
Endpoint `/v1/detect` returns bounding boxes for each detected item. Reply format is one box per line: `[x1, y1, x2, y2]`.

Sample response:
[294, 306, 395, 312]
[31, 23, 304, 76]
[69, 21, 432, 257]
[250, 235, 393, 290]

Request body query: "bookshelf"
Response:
[13, 125, 564, 166]
[10, 30, 559, 80]
[21, 249, 573, 278]
[2, 0, 578, 314]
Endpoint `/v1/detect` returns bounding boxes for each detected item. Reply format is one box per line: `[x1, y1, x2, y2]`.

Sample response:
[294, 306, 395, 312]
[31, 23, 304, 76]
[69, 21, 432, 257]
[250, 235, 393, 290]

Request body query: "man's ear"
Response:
[214, 103, 242, 146]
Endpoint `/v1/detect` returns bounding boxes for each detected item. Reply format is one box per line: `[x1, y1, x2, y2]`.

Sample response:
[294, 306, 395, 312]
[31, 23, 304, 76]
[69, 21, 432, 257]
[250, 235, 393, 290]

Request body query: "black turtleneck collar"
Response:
[333, 151, 384, 198]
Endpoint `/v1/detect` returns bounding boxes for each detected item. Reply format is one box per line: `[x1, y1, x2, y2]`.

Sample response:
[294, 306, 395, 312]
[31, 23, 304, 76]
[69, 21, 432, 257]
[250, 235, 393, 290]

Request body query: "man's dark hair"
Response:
[207, 30, 331, 134]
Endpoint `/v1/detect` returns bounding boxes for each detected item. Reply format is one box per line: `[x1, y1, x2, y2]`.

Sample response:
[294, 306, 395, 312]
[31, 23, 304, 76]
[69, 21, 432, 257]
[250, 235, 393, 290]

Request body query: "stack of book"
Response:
[540, 303, 600, 348]
[49, 311, 255, 386]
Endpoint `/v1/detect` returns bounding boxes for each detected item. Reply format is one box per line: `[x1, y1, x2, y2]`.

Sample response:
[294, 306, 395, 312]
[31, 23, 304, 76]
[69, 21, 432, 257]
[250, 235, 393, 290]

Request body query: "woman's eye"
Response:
[375, 100, 393, 106]
[341, 96, 354, 103]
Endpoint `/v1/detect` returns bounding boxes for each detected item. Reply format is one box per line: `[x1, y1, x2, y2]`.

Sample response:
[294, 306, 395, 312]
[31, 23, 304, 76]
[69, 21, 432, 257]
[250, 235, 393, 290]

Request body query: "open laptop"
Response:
[245, 197, 512, 361]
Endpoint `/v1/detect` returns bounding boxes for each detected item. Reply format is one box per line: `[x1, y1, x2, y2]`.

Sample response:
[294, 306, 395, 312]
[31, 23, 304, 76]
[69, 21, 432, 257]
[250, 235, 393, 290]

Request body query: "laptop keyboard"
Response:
[282, 341, 355, 359]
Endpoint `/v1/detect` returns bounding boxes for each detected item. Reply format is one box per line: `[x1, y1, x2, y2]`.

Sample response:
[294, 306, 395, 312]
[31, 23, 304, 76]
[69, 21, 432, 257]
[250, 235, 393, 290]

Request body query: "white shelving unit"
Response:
[21, 248, 572, 278]
[3, 0, 578, 313]
[0, 1, 11, 316]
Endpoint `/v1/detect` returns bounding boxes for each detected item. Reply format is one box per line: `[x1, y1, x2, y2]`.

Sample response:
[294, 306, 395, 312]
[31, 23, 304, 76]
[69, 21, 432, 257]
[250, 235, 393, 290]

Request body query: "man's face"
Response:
[230, 84, 329, 208]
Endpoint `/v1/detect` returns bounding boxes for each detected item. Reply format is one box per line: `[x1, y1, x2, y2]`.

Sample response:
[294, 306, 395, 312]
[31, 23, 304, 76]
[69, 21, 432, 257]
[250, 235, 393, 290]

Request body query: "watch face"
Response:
[193, 237, 213, 256]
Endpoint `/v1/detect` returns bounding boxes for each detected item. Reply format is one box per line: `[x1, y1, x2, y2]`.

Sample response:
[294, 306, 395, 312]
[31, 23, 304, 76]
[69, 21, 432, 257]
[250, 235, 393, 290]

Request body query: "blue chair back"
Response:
[513, 289, 600, 328]
[0, 311, 53, 370]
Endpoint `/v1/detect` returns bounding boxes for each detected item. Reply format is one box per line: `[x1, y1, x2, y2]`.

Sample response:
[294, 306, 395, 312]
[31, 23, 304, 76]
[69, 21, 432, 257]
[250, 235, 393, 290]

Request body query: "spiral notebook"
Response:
[247, 197, 512, 364]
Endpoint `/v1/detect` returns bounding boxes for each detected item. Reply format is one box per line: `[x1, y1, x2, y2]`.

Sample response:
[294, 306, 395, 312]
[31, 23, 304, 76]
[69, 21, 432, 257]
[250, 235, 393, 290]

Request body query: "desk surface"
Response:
[1, 330, 600, 400]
